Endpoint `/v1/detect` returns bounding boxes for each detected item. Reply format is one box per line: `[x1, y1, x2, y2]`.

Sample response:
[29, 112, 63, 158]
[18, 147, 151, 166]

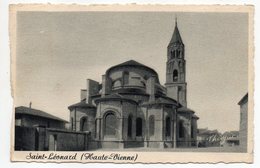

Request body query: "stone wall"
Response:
[15, 126, 37, 150]
[191, 118, 198, 146]
[177, 113, 191, 147]
[46, 128, 88, 151]
[15, 126, 89, 151]
[147, 106, 164, 148]
[70, 107, 96, 139]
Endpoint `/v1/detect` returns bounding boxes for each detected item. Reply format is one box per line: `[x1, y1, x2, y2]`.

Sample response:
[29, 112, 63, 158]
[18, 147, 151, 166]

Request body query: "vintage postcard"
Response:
[10, 4, 254, 163]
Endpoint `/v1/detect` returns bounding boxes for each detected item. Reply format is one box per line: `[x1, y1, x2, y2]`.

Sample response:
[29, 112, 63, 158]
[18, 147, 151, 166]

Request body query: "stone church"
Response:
[68, 20, 199, 149]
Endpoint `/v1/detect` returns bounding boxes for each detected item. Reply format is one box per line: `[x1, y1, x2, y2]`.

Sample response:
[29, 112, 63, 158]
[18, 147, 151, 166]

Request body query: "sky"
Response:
[15, 11, 248, 133]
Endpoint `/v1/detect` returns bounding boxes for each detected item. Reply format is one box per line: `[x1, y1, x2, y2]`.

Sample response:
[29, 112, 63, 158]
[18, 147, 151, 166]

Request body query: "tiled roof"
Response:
[197, 128, 220, 135]
[15, 106, 67, 122]
[222, 131, 239, 137]
[238, 93, 248, 105]
[106, 60, 160, 83]
[141, 97, 178, 106]
[111, 87, 147, 95]
[68, 100, 96, 110]
[95, 93, 137, 104]
[115, 60, 147, 67]
[192, 114, 199, 119]
[169, 23, 183, 45]
[177, 106, 195, 113]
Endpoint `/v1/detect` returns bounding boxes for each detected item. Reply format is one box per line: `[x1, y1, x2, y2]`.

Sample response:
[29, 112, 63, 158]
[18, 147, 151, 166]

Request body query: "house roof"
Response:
[238, 93, 248, 105]
[197, 128, 220, 135]
[15, 106, 67, 122]
[68, 100, 96, 110]
[222, 131, 239, 137]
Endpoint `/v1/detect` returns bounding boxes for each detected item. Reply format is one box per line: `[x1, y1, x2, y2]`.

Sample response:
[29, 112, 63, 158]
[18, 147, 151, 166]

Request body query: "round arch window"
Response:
[104, 112, 117, 137]
[173, 69, 178, 82]
[80, 117, 88, 131]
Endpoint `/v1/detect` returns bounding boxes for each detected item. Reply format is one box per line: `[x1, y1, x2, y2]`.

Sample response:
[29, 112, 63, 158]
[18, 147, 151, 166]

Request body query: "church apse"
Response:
[68, 19, 199, 149]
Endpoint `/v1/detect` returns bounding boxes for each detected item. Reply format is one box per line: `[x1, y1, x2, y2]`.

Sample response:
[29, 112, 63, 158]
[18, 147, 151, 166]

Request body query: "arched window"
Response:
[174, 50, 177, 58]
[177, 50, 181, 58]
[179, 120, 185, 138]
[165, 117, 171, 137]
[104, 112, 117, 136]
[136, 118, 142, 136]
[123, 71, 129, 86]
[171, 50, 174, 58]
[127, 115, 133, 137]
[80, 117, 88, 131]
[113, 80, 122, 88]
[173, 69, 178, 82]
[149, 115, 155, 137]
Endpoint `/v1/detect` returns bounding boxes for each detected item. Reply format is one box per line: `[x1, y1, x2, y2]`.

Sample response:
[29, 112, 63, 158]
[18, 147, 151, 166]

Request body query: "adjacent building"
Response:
[15, 106, 89, 151]
[197, 128, 222, 147]
[68, 20, 199, 149]
[238, 93, 248, 151]
[221, 131, 240, 147]
[15, 106, 67, 128]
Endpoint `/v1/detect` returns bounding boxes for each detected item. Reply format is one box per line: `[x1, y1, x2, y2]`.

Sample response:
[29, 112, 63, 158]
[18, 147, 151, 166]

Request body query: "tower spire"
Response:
[175, 15, 177, 27]
[168, 17, 183, 45]
[166, 18, 187, 107]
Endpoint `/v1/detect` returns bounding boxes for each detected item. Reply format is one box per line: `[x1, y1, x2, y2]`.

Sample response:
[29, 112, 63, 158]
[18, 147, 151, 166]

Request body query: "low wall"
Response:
[15, 126, 37, 150]
[15, 126, 90, 151]
[46, 128, 89, 151]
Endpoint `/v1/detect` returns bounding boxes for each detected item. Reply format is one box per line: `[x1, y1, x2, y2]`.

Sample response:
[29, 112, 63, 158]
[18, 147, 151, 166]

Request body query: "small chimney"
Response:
[101, 75, 107, 98]
[29, 102, 32, 108]
[86, 79, 100, 104]
[80, 89, 87, 101]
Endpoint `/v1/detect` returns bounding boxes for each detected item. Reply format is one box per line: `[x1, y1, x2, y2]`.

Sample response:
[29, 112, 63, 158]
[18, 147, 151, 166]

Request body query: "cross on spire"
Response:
[175, 15, 177, 26]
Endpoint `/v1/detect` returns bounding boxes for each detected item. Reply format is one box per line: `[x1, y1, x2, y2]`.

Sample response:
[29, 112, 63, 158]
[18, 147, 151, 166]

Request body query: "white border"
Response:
[1, 0, 259, 168]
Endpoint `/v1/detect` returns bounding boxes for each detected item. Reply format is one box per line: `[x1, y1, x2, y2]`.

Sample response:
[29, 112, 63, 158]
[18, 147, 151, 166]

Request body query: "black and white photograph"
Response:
[9, 5, 254, 163]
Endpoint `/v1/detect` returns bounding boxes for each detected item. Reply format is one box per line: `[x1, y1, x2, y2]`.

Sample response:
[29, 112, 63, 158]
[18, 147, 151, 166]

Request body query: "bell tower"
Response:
[165, 19, 187, 107]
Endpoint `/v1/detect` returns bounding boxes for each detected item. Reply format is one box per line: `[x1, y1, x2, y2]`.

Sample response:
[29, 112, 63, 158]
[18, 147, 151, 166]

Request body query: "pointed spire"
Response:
[169, 17, 183, 45]
[175, 15, 177, 27]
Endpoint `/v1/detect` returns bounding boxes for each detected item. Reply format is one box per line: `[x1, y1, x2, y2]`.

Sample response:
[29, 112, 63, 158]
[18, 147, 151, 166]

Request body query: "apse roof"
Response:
[106, 60, 160, 83]
[94, 93, 137, 104]
[68, 100, 96, 110]
[177, 106, 195, 113]
[141, 96, 179, 106]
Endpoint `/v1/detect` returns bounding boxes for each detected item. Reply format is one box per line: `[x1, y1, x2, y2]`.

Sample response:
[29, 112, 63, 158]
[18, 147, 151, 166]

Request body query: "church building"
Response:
[68, 20, 199, 149]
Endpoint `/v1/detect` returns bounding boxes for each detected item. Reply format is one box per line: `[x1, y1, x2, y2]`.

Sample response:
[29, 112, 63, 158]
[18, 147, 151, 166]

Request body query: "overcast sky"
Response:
[15, 12, 248, 133]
